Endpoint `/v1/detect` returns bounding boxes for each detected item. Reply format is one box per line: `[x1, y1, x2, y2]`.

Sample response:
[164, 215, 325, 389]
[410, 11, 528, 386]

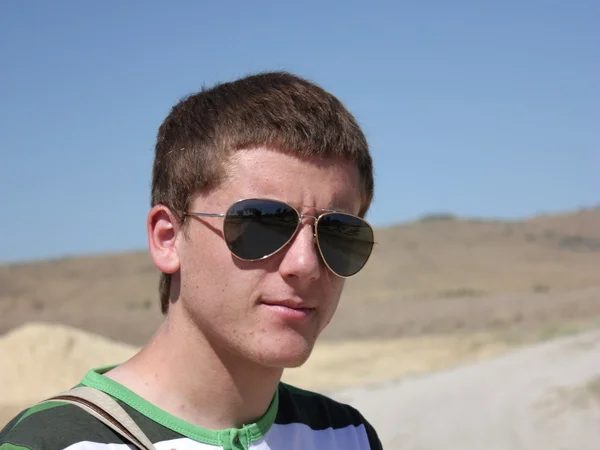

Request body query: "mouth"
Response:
[260, 300, 316, 320]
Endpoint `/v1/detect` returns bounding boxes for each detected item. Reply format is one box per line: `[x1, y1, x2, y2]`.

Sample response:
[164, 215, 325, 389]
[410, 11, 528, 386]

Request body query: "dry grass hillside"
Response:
[327, 206, 600, 340]
[1, 206, 599, 347]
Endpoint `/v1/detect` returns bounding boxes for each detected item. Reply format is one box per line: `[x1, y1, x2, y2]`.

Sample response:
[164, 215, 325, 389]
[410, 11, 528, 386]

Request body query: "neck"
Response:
[105, 307, 282, 430]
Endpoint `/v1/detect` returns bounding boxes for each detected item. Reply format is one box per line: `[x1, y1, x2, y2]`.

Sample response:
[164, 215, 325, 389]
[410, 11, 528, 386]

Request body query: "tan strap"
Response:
[42, 386, 156, 450]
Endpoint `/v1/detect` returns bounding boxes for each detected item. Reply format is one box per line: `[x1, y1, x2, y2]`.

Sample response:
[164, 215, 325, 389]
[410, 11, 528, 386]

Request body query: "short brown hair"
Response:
[151, 71, 373, 314]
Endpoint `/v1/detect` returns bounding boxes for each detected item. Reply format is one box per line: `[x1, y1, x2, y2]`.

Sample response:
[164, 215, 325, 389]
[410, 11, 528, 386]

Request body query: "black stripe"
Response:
[364, 417, 384, 449]
[0, 401, 182, 448]
[275, 383, 367, 430]
[0, 409, 28, 441]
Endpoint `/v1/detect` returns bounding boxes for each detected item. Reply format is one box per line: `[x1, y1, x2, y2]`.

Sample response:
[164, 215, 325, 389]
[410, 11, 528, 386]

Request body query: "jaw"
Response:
[243, 319, 322, 369]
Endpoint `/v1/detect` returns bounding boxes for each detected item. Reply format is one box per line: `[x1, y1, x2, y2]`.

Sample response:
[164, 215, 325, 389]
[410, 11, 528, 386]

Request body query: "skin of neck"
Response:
[105, 303, 282, 430]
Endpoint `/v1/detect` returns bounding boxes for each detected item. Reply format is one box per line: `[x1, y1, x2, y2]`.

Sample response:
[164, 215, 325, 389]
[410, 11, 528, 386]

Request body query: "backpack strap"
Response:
[42, 386, 156, 450]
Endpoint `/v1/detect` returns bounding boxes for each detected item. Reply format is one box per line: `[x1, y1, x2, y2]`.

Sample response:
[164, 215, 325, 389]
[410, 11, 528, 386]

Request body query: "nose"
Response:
[278, 219, 322, 282]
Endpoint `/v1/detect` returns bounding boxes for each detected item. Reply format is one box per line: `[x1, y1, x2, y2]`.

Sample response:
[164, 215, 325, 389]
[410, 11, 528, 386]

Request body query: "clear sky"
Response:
[1, 1, 598, 263]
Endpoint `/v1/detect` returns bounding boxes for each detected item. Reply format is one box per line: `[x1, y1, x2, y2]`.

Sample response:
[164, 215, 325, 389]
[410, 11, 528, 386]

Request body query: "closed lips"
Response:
[261, 300, 315, 310]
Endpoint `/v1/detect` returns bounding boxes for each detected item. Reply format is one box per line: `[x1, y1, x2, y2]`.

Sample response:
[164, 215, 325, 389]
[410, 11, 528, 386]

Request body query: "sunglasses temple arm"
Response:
[184, 212, 227, 218]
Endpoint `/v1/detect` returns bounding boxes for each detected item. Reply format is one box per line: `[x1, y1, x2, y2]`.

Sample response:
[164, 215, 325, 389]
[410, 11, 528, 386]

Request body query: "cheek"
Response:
[320, 278, 345, 327]
[179, 235, 238, 301]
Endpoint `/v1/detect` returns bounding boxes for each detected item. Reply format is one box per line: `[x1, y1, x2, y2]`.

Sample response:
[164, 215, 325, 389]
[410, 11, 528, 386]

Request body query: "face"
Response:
[150, 148, 365, 369]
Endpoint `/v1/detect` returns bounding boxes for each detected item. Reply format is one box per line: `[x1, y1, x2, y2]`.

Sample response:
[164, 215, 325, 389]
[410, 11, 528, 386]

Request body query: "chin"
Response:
[255, 336, 316, 369]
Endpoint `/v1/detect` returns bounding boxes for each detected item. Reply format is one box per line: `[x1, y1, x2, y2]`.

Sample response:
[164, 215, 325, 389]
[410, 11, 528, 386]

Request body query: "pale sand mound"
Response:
[0, 322, 139, 406]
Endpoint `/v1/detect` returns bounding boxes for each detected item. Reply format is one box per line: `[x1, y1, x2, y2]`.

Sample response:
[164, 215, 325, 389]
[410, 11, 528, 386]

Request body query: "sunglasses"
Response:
[184, 198, 375, 278]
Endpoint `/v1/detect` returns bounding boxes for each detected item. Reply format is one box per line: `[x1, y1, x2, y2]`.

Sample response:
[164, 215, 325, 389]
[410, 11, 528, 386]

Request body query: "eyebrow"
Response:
[294, 201, 361, 217]
[293, 203, 344, 213]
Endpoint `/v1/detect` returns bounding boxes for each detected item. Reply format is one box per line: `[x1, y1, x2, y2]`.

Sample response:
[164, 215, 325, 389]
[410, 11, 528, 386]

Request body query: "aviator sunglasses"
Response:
[184, 198, 375, 278]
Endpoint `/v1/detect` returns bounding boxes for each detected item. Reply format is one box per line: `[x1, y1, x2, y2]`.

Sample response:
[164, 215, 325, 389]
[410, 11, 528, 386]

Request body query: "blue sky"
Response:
[1, 1, 598, 263]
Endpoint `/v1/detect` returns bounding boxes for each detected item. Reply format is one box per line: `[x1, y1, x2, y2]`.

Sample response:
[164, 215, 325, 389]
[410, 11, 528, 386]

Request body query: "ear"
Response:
[148, 205, 181, 275]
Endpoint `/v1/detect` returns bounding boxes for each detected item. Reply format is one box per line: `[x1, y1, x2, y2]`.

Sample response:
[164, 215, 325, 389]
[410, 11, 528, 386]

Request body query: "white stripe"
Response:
[250, 422, 371, 449]
[63, 438, 222, 450]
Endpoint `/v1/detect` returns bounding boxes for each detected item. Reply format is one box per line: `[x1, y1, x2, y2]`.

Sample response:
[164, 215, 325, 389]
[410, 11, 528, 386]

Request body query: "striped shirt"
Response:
[0, 365, 382, 449]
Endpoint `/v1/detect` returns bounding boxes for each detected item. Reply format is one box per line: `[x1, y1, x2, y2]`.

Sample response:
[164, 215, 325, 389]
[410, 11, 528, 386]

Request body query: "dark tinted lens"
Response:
[223, 199, 299, 260]
[316, 213, 374, 277]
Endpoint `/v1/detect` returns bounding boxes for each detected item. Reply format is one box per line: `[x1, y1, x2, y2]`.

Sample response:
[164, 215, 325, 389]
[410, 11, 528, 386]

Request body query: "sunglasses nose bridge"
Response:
[297, 213, 319, 245]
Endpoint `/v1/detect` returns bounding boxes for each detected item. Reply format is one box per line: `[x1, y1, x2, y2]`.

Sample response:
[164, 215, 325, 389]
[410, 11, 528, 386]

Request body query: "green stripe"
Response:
[14, 401, 68, 427]
[0, 444, 32, 450]
[82, 365, 278, 445]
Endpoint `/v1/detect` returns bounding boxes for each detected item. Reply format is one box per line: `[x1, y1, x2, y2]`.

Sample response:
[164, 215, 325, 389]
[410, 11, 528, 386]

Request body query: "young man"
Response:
[1, 72, 382, 449]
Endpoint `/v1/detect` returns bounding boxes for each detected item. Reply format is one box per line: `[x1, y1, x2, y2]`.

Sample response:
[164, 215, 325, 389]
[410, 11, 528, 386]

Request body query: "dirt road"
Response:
[332, 328, 600, 450]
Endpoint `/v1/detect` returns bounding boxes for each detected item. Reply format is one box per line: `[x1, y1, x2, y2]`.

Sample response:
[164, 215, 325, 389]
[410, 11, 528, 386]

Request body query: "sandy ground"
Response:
[331, 327, 600, 450]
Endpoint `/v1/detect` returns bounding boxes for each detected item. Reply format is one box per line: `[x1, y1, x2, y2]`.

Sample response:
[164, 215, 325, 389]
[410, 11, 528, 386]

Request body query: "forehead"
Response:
[219, 148, 363, 214]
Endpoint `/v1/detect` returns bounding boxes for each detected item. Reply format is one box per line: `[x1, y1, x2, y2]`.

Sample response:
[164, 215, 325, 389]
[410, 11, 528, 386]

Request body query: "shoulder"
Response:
[277, 382, 365, 427]
[276, 382, 382, 449]
[0, 400, 123, 450]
